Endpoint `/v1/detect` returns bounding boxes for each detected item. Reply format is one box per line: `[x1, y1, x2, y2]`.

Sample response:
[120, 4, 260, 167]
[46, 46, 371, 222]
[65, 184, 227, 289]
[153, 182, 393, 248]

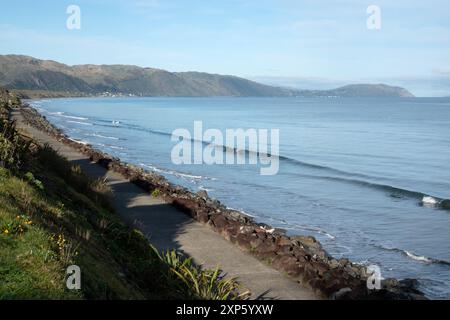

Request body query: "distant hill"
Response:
[297, 84, 414, 97]
[0, 55, 414, 98]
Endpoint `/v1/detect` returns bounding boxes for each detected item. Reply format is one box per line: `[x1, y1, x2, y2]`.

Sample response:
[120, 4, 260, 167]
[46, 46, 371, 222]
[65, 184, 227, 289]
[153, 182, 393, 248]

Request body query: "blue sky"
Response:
[1, 0, 449, 96]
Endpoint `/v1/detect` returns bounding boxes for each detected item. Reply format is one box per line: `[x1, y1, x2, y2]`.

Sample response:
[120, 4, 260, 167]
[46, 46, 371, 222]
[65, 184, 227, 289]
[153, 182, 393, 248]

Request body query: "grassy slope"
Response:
[0, 153, 150, 299]
[0, 88, 245, 300]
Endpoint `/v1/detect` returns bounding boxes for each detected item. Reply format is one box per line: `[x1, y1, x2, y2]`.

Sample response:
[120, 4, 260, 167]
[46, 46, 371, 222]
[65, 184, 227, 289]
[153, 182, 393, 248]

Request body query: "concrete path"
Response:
[12, 110, 319, 300]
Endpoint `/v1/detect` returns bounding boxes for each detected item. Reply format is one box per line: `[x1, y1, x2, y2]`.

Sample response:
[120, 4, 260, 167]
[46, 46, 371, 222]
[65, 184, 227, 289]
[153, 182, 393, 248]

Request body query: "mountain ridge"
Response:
[0, 55, 414, 98]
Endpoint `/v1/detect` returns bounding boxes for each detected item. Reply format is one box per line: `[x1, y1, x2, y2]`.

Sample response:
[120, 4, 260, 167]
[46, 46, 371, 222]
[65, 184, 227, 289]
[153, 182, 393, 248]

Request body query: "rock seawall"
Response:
[18, 105, 426, 300]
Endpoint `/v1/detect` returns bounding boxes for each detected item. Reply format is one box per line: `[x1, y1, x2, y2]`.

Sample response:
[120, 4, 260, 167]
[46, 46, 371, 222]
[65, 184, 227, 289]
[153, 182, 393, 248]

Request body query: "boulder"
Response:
[196, 190, 208, 199]
[235, 233, 253, 251]
[272, 254, 301, 277]
[196, 209, 210, 223]
[210, 214, 230, 232]
[275, 236, 292, 247]
[255, 237, 277, 254]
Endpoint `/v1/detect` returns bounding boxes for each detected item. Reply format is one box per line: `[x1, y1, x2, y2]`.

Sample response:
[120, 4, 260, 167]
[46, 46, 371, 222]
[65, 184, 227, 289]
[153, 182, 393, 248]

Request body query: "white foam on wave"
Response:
[198, 186, 214, 192]
[49, 111, 89, 121]
[422, 196, 439, 206]
[107, 145, 124, 150]
[88, 133, 120, 140]
[41, 110, 92, 125]
[225, 206, 257, 218]
[405, 251, 433, 263]
[376, 243, 440, 265]
[285, 224, 336, 240]
[68, 138, 89, 145]
[139, 163, 215, 182]
[97, 143, 125, 150]
[67, 120, 93, 126]
[63, 115, 89, 121]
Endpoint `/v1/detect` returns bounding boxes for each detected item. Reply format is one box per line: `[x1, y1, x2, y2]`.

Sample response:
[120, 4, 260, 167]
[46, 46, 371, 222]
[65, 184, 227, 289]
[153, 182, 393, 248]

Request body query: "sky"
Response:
[0, 0, 449, 96]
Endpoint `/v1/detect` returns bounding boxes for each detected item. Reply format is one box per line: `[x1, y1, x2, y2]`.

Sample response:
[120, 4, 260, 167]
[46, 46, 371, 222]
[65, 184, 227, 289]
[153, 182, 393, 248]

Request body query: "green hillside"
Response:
[0, 55, 295, 97]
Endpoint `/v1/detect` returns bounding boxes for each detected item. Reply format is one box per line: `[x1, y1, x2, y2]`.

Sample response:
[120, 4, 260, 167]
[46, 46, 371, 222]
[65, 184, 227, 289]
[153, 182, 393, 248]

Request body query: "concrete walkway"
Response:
[12, 110, 318, 300]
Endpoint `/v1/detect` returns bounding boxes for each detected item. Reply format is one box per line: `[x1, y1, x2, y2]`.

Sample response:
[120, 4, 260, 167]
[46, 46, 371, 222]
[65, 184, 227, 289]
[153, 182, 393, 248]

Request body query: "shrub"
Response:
[151, 188, 160, 198]
[153, 247, 249, 300]
[51, 233, 80, 266]
[24, 172, 44, 191]
[90, 177, 112, 197]
[0, 214, 33, 236]
[0, 120, 30, 171]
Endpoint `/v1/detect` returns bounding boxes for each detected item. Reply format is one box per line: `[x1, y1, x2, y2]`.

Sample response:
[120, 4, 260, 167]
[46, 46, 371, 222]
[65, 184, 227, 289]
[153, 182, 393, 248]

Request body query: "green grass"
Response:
[0, 168, 81, 299]
[0, 165, 141, 299]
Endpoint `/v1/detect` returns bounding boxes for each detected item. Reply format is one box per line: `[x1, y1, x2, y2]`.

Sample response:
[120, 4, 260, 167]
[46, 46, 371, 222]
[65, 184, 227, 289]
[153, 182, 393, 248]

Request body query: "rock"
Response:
[172, 198, 197, 218]
[227, 210, 248, 222]
[235, 233, 253, 251]
[295, 254, 309, 265]
[316, 250, 327, 261]
[303, 263, 319, 281]
[249, 235, 264, 249]
[277, 245, 293, 254]
[272, 254, 301, 277]
[329, 259, 340, 269]
[256, 251, 277, 264]
[224, 219, 241, 237]
[196, 190, 208, 199]
[293, 235, 317, 247]
[206, 198, 221, 208]
[210, 214, 229, 231]
[338, 258, 350, 268]
[196, 210, 209, 223]
[255, 229, 268, 239]
[238, 225, 255, 234]
[276, 236, 292, 247]
[292, 246, 307, 258]
[255, 237, 277, 254]
[313, 262, 330, 277]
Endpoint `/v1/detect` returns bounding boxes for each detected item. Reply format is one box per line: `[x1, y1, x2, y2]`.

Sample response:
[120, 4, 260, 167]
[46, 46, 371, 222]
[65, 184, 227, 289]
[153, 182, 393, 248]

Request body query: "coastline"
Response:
[18, 102, 427, 300]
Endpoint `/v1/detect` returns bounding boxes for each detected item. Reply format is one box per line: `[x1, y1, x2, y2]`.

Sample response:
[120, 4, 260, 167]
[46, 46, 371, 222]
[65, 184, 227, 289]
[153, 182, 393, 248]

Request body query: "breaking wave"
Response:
[66, 120, 93, 126]
[291, 173, 450, 211]
[46, 111, 89, 121]
[376, 244, 450, 266]
[85, 133, 122, 140]
[139, 163, 217, 182]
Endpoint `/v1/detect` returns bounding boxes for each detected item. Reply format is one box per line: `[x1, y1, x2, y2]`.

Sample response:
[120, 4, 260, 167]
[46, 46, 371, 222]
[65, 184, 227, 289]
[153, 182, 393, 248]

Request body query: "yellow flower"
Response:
[3, 229, 9, 234]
